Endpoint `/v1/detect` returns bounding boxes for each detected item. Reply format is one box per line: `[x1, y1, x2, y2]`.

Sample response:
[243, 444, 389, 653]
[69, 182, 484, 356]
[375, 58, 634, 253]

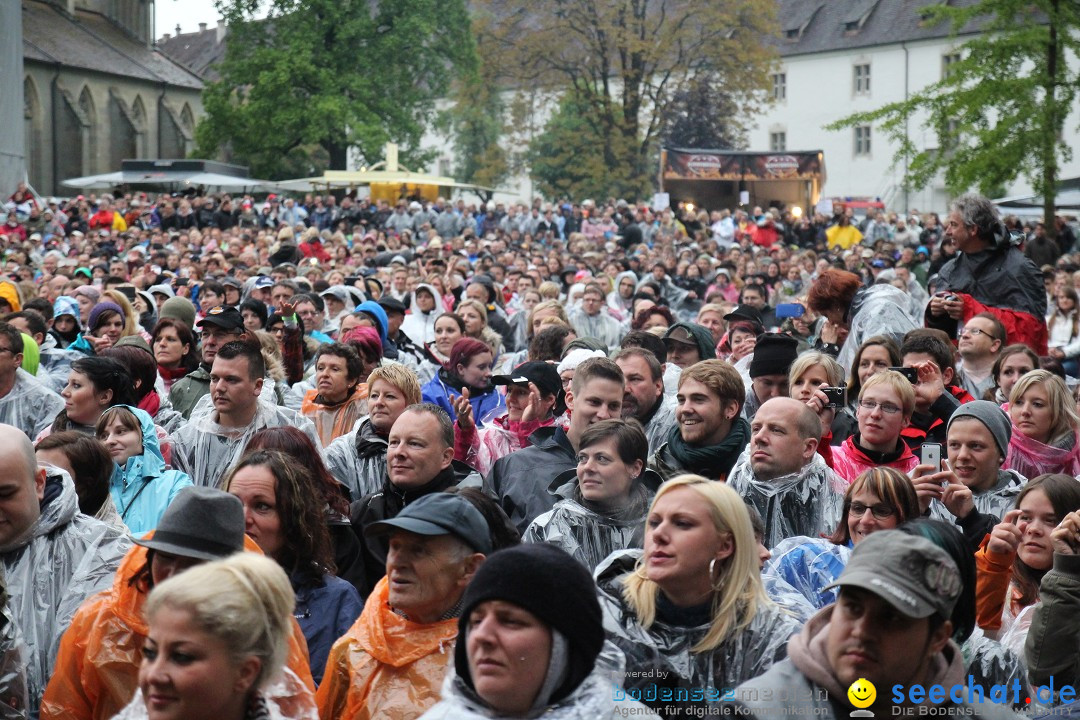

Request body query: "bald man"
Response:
[0, 424, 130, 709]
[726, 398, 845, 548]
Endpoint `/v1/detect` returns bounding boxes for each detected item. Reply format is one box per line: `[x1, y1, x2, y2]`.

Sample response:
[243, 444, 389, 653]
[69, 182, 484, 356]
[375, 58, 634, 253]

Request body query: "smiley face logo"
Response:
[847, 678, 876, 709]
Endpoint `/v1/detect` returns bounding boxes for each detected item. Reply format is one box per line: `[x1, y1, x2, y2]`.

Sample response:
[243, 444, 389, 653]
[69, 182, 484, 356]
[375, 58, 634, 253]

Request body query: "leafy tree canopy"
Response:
[196, 0, 476, 180]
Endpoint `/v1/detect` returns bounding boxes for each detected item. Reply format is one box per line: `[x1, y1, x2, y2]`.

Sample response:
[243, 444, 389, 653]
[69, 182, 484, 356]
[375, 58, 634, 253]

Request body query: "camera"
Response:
[889, 367, 918, 384]
[822, 386, 847, 408]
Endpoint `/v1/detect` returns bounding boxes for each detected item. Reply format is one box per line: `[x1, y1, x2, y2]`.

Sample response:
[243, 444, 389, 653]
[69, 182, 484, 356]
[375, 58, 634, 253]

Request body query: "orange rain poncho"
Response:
[316, 576, 458, 720]
[40, 535, 316, 720]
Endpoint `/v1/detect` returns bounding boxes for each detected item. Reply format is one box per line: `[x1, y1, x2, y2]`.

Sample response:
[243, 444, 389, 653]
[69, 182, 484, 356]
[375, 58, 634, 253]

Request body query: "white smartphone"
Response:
[920, 443, 941, 471]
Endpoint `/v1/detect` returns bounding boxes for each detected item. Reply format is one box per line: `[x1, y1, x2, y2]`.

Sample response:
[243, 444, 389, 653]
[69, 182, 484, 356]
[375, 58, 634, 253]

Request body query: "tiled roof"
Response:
[157, 26, 226, 82]
[22, 0, 203, 90]
[772, 0, 989, 56]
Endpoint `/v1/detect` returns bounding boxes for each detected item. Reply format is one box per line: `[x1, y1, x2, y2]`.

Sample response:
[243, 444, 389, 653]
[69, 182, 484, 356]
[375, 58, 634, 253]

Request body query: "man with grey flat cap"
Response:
[736, 530, 1015, 719]
[318, 492, 490, 719]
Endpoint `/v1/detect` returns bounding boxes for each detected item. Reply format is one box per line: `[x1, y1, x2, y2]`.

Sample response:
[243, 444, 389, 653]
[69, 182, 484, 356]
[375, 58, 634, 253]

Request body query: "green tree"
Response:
[195, 0, 476, 180]
[662, 75, 749, 151]
[828, 0, 1080, 240]
[529, 88, 645, 200]
[442, 53, 509, 193]
[476, 0, 777, 195]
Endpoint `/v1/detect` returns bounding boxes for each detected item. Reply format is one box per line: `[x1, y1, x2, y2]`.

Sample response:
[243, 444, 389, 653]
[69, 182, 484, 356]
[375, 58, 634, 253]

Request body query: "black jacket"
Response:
[484, 426, 576, 533]
[349, 459, 473, 598]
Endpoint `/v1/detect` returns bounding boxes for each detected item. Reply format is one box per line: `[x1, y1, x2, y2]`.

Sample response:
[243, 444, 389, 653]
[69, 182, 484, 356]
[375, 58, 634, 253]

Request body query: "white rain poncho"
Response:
[594, 550, 799, 705]
[929, 469, 1026, 527]
[726, 449, 847, 549]
[171, 404, 321, 488]
[641, 397, 677, 455]
[324, 418, 387, 501]
[836, 284, 920, 372]
[0, 575, 28, 720]
[0, 368, 65, 439]
[419, 642, 657, 720]
[400, 283, 444, 346]
[6, 467, 131, 709]
[522, 470, 658, 572]
[567, 307, 624, 351]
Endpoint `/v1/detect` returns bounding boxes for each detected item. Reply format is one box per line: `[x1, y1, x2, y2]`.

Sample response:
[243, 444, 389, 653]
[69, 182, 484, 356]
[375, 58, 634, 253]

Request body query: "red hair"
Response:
[448, 337, 491, 374]
[807, 269, 862, 313]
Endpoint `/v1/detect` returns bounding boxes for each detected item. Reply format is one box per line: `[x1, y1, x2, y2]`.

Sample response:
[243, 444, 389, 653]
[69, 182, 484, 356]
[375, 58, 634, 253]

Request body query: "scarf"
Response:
[666, 416, 750, 479]
[138, 390, 161, 418]
[157, 363, 190, 385]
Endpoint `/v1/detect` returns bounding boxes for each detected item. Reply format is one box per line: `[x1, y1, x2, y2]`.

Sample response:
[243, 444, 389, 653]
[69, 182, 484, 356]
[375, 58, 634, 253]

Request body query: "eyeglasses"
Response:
[858, 399, 903, 415]
[961, 327, 999, 342]
[849, 502, 896, 520]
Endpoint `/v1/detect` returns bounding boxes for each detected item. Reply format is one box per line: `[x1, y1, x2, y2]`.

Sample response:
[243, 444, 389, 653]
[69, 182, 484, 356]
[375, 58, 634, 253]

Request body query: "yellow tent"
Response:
[275, 170, 493, 201]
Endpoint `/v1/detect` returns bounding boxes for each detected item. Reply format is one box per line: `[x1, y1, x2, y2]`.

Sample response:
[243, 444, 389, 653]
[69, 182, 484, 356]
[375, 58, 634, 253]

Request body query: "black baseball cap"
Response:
[492, 360, 561, 398]
[723, 304, 764, 327]
[377, 297, 407, 315]
[196, 305, 245, 331]
[365, 493, 492, 554]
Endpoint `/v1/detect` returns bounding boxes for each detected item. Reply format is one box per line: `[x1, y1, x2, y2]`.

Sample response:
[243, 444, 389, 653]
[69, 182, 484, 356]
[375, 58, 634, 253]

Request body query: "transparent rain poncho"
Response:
[7, 468, 131, 711]
[594, 550, 799, 708]
[41, 537, 316, 720]
[764, 536, 851, 611]
[0, 569, 29, 720]
[170, 403, 321, 488]
[836, 284, 920, 372]
[522, 470, 658, 573]
[324, 417, 387, 501]
[419, 642, 658, 720]
[1004, 429, 1080, 479]
[726, 449, 847, 549]
[928, 469, 1026, 527]
[0, 368, 65, 439]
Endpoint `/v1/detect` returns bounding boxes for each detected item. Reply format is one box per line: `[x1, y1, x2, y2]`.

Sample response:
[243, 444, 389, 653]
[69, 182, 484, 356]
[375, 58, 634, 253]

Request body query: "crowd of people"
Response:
[2, 179, 1080, 718]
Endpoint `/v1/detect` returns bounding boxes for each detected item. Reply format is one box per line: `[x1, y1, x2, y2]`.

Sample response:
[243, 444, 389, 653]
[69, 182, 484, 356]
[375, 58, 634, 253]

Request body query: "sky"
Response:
[154, 0, 224, 38]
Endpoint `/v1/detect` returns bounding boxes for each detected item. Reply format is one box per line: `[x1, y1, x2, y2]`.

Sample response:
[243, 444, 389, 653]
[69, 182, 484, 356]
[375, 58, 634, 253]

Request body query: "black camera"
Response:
[888, 367, 918, 384]
[822, 386, 847, 408]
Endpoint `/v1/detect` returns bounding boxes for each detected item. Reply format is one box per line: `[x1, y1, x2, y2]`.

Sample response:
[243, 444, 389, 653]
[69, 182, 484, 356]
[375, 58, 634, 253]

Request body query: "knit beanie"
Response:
[947, 399, 1012, 459]
[88, 302, 124, 333]
[159, 296, 197, 331]
[749, 333, 800, 378]
[454, 544, 604, 705]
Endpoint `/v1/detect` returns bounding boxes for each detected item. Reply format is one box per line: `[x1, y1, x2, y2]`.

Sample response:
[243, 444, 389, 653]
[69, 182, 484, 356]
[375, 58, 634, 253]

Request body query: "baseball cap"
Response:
[723, 304, 763, 327]
[364, 493, 492, 554]
[376, 296, 407, 315]
[663, 325, 697, 347]
[824, 530, 962, 619]
[492, 360, 562, 399]
[196, 305, 245, 331]
[253, 276, 274, 289]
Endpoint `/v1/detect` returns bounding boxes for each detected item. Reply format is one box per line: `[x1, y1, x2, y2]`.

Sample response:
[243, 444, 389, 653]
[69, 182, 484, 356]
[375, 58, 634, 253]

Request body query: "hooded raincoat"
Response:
[419, 643, 657, 720]
[594, 550, 799, 702]
[170, 404, 321, 488]
[324, 418, 387, 501]
[107, 406, 192, 536]
[568, 307, 624, 350]
[828, 434, 919, 484]
[41, 536, 317, 720]
[400, 284, 444, 347]
[522, 469, 661, 572]
[7, 469, 131, 711]
[421, 369, 505, 427]
[0, 368, 65, 439]
[733, 606, 1018, 720]
[300, 386, 368, 447]
[726, 449, 847, 549]
[1004, 428, 1080, 479]
[606, 271, 639, 321]
[835, 284, 920, 372]
[315, 576, 458, 720]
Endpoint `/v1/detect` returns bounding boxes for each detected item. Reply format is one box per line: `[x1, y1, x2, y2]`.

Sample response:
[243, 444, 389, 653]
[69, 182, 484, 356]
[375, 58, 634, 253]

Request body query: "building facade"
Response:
[19, 0, 204, 196]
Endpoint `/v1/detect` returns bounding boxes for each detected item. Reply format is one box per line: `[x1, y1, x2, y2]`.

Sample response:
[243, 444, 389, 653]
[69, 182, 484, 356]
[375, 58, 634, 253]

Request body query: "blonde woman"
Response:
[790, 351, 855, 446]
[1005, 369, 1080, 477]
[103, 289, 146, 341]
[595, 475, 798, 715]
[456, 298, 503, 360]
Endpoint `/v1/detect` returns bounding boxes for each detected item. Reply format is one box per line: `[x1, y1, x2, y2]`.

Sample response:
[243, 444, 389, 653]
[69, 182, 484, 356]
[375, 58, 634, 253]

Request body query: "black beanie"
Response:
[454, 544, 604, 704]
[749, 333, 800, 378]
